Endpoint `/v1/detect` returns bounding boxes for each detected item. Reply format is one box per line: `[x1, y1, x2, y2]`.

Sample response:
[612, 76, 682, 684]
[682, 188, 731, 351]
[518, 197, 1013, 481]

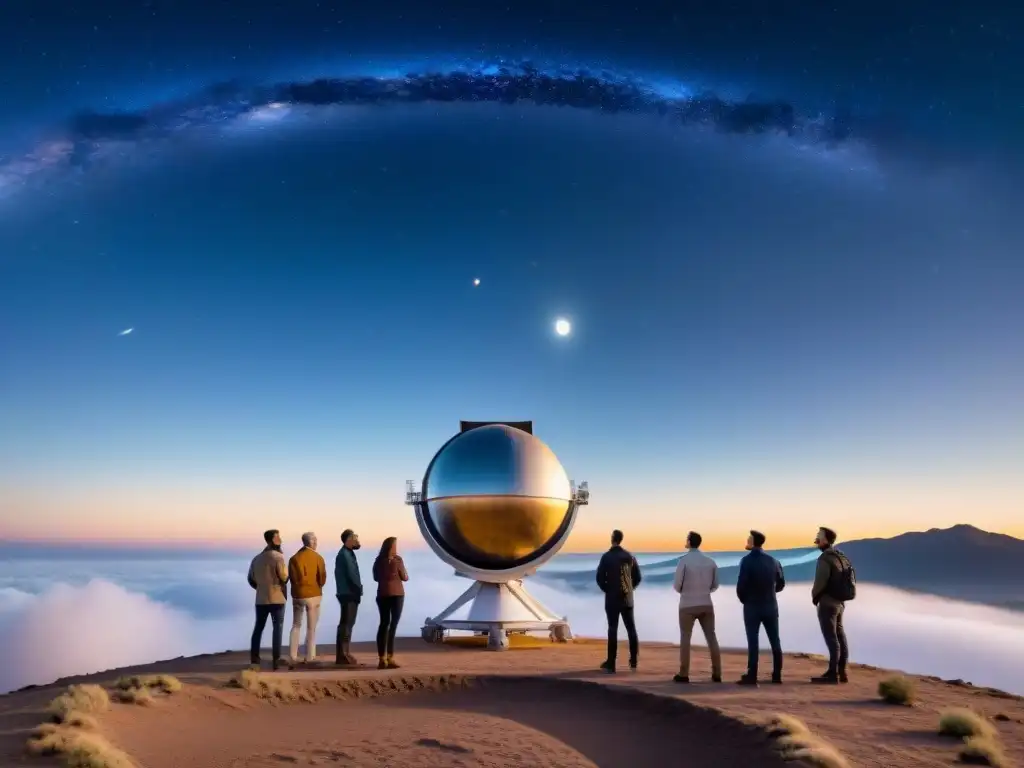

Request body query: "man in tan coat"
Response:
[288, 531, 327, 665]
[248, 529, 289, 670]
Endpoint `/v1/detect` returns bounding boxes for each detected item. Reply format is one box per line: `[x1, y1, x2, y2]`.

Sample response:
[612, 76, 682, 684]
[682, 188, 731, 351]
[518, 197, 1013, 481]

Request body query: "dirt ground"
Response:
[1, 637, 1021, 768]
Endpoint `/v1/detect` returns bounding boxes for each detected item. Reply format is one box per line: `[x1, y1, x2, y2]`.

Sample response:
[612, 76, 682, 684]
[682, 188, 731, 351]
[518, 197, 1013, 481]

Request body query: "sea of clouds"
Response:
[2, 548, 1023, 695]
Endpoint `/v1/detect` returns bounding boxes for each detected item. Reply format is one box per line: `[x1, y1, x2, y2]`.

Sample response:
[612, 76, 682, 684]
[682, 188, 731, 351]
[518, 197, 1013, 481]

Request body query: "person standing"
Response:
[334, 529, 363, 666]
[596, 529, 643, 673]
[247, 529, 289, 671]
[672, 531, 723, 684]
[735, 529, 786, 686]
[810, 526, 855, 684]
[372, 536, 409, 670]
[287, 531, 327, 666]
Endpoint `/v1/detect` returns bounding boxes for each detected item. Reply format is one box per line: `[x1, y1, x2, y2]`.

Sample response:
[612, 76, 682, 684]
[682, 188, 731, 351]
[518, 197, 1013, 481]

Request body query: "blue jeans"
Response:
[251, 603, 285, 664]
[743, 604, 783, 678]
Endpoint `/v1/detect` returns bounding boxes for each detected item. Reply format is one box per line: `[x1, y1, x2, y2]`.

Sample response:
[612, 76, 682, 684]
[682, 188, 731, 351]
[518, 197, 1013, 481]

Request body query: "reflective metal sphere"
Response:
[421, 424, 574, 572]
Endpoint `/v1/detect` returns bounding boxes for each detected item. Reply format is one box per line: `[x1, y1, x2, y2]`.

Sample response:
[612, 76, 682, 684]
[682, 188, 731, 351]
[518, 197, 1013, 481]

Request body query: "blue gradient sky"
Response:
[1, 0, 1022, 551]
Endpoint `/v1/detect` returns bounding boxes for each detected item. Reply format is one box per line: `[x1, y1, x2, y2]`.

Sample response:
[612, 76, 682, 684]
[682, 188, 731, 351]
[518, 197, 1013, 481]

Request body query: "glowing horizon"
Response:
[3, 476, 1021, 554]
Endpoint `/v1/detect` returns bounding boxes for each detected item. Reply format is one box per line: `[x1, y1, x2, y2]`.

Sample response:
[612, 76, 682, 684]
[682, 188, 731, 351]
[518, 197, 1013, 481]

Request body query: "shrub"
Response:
[47, 686, 110, 723]
[877, 675, 916, 706]
[939, 709, 996, 740]
[228, 669, 296, 701]
[26, 724, 135, 768]
[111, 687, 154, 706]
[113, 674, 182, 695]
[958, 736, 1007, 767]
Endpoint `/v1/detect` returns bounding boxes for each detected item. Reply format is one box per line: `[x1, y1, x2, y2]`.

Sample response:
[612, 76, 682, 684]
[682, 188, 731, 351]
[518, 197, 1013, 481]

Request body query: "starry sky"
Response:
[1, 0, 1022, 552]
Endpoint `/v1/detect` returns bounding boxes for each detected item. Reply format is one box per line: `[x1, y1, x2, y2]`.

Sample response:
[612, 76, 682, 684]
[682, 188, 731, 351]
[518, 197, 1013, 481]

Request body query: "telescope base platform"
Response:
[420, 579, 573, 650]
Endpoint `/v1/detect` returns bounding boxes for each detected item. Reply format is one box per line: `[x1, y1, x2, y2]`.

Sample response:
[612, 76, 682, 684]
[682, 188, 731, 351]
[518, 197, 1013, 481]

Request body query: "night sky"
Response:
[1, 0, 1022, 550]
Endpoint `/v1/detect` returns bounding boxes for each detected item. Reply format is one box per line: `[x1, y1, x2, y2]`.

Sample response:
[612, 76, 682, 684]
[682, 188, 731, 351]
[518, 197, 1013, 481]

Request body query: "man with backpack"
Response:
[810, 526, 856, 684]
[596, 529, 643, 673]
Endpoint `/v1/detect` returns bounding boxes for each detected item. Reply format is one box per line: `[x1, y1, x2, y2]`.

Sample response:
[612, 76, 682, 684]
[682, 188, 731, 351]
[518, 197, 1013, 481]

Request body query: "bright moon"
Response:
[554, 318, 571, 337]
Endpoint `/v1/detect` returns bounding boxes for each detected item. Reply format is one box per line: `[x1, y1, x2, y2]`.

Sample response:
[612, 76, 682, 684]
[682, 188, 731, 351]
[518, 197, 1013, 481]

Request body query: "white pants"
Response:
[289, 596, 322, 663]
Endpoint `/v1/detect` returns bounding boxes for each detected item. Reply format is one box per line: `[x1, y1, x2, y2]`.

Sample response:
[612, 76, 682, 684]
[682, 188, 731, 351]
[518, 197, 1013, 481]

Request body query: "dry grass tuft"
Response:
[878, 675, 917, 706]
[113, 674, 183, 695]
[776, 733, 850, 768]
[228, 669, 298, 701]
[47, 686, 111, 723]
[111, 687, 154, 707]
[939, 709, 997, 740]
[62, 712, 99, 731]
[26, 723, 135, 768]
[762, 713, 849, 768]
[761, 713, 812, 739]
[958, 736, 1007, 767]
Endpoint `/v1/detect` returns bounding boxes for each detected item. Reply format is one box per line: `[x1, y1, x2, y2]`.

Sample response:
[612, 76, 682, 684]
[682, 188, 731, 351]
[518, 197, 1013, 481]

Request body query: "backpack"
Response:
[617, 560, 634, 597]
[826, 550, 857, 602]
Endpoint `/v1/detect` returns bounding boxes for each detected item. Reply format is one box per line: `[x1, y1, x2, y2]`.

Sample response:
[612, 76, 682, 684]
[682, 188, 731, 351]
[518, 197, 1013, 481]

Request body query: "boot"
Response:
[377, 656, 388, 670]
[810, 667, 840, 684]
[386, 656, 400, 669]
[343, 641, 358, 666]
[335, 638, 350, 666]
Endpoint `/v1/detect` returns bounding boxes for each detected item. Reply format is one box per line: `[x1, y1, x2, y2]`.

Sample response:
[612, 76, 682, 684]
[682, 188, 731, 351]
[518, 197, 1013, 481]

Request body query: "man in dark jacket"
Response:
[735, 530, 785, 685]
[596, 529, 643, 673]
[334, 529, 363, 666]
[810, 526, 854, 684]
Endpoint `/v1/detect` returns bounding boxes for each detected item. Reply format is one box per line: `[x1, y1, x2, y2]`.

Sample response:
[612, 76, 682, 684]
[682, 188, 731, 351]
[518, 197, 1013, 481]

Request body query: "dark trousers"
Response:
[375, 595, 405, 658]
[335, 597, 359, 659]
[250, 603, 285, 664]
[604, 603, 639, 665]
[743, 604, 783, 678]
[817, 601, 849, 674]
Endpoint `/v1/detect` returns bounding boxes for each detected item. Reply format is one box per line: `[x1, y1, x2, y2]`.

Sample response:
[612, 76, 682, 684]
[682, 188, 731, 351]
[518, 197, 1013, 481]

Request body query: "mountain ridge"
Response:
[537, 524, 1024, 611]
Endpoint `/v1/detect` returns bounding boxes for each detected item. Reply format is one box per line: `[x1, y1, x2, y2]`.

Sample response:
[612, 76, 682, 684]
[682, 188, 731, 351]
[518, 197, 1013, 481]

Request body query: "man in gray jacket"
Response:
[810, 526, 855, 684]
[672, 531, 722, 684]
[248, 529, 289, 671]
[334, 529, 363, 666]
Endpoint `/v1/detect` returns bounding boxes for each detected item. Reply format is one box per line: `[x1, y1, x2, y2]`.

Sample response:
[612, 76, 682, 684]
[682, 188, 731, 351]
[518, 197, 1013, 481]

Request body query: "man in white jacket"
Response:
[672, 531, 722, 683]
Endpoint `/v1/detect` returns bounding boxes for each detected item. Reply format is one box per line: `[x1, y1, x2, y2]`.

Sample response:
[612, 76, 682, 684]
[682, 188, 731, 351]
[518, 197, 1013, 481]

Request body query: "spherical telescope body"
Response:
[416, 424, 577, 582]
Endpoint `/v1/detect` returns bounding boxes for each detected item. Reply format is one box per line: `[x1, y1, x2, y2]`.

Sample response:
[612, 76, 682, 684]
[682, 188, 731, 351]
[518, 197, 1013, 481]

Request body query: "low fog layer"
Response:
[1, 549, 1023, 695]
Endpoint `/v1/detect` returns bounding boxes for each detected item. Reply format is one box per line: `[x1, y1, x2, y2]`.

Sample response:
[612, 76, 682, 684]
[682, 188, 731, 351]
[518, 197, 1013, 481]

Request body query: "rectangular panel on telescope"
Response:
[460, 420, 533, 435]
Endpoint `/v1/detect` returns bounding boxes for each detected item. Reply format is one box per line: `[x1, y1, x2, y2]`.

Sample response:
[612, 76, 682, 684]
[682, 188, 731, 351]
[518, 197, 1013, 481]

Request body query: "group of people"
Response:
[595, 526, 856, 685]
[247, 523, 856, 683]
[246, 528, 408, 671]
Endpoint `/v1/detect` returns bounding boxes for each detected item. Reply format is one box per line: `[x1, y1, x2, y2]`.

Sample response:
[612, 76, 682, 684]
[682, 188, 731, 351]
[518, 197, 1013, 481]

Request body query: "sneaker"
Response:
[711, 674, 723, 683]
[271, 659, 282, 672]
[599, 660, 616, 674]
[673, 674, 690, 684]
[771, 675, 783, 685]
[386, 658, 400, 669]
[838, 670, 849, 684]
[377, 658, 388, 670]
[736, 675, 758, 686]
[628, 658, 638, 671]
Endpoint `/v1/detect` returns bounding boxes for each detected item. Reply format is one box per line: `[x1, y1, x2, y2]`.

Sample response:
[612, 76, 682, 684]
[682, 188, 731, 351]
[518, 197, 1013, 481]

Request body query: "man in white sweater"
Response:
[672, 531, 723, 683]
